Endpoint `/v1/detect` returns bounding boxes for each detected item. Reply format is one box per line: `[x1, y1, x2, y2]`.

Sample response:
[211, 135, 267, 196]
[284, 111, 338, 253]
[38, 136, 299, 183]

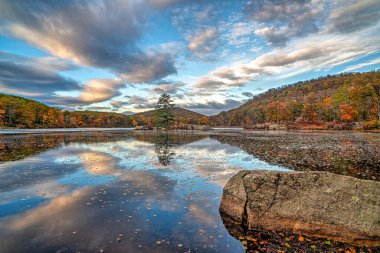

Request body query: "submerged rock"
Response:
[219, 170, 380, 247]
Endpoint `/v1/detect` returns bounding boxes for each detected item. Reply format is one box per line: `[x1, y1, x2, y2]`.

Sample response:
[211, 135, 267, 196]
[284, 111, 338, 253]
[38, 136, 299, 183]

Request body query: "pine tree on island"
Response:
[154, 93, 174, 130]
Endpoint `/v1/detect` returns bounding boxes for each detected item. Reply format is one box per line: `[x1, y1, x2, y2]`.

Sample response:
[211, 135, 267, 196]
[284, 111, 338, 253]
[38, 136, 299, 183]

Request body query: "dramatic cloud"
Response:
[51, 79, 125, 106]
[1, 0, 379, 114]
[0, 0, 177, 83]
[326, 0, 380, 34]
[119, 52, 177, 83]
[247, 0, 324, 45]
[0, 52, 80, 96]
[248, 0, 380, 46]
[192, 26, 380, 93]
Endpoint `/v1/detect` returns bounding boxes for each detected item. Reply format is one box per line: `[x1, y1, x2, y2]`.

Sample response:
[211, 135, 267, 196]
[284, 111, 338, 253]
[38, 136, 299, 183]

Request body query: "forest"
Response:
[0, 94, 207, 129]
[0, 94, 133, 128]
[209, 71, 380, 129]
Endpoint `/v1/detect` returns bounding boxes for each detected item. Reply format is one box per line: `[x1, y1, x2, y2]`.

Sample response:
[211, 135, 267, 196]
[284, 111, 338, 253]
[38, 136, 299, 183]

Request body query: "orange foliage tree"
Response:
[200, 116, 209, 125]
[265, 102, 286, 123]
[339, 104, 359, 122]
[0, 108, 5, 126]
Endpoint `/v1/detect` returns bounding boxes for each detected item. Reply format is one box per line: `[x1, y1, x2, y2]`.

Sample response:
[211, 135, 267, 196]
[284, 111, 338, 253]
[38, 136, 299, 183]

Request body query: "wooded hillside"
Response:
[133, 107, 207, 127]
[0, 94, 133, 128]
[0, 94, 207, 129]
[209, 71, 380, 129]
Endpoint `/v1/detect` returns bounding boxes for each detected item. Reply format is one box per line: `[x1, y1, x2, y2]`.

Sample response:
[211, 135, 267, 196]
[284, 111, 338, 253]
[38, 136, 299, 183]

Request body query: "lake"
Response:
[0, 130, 379, 252]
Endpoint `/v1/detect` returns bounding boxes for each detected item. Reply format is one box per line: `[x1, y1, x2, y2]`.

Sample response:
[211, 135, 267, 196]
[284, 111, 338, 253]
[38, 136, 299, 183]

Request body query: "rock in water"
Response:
[219, 170, 380, 246]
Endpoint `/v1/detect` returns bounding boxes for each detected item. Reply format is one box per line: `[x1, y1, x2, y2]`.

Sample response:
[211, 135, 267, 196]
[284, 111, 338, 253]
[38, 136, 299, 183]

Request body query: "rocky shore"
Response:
[219, 170, 380, 248]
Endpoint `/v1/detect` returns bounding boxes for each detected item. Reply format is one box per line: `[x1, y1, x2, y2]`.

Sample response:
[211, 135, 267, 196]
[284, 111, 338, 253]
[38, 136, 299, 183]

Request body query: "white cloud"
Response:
[188, 28, 218, 54]
[342, 58, 380, 72]
[191, 24, 380, 92]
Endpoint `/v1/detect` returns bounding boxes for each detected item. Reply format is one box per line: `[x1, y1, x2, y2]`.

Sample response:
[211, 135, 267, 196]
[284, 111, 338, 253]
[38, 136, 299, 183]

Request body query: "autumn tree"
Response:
[244, 115, 252, 129]
[0, 108, 5, 126]
[302, 95, 320, 122]
[320, 97, 334, 121]
[368, 81, 380, 120]
[200, 116, 209, 125]
[47, 109, 57, 127]
[349, 84, 376, 121]
[254, 107, 266, 124]
[131, 116, 138, 127]
[339, 104, 358, 122]
[265, 102, 286, 123]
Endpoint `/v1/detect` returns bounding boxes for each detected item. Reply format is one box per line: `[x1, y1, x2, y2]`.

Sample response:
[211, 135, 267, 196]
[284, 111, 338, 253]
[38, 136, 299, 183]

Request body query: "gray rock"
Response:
[219, 170, 380, 246]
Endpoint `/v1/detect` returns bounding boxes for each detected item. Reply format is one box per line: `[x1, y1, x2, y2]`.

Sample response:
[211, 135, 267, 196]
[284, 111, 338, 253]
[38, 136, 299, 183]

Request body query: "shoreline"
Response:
[1, 127, 379, 135]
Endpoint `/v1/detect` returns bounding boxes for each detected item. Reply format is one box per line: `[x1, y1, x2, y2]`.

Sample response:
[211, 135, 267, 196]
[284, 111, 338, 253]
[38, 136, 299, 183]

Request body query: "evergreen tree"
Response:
[155, 93, 174, 129]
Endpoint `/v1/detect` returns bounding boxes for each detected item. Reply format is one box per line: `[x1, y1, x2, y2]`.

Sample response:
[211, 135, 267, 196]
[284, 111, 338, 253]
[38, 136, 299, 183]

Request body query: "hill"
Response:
[133, 107, 207, 125]
[0, 94, 208, 129]
[0, 94, 132, 128]
[209, 71, 380, 128]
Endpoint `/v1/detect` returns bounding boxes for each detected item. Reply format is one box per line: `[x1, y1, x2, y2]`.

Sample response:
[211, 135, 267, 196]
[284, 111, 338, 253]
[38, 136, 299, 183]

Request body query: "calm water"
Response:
[0, 132, 288, 253]
[0, 131, 378, 253]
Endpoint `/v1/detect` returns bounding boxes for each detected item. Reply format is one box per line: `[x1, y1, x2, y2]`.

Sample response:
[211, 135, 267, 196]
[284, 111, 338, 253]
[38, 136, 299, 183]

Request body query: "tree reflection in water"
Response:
[154, 134, 175, 166]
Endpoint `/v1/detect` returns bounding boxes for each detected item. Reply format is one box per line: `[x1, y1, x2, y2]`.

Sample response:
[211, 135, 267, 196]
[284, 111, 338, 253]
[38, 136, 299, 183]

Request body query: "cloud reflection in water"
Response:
[0, 133, 289, 253]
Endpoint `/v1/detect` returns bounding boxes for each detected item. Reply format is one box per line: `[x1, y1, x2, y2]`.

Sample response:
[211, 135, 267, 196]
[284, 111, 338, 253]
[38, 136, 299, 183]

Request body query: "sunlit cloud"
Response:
[50, 78, 125, 106]
[0, 0, 177, 83]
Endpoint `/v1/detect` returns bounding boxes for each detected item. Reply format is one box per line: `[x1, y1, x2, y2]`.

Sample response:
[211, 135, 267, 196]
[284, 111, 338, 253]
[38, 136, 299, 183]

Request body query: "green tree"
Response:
[63, 110, 71, 126]
[155, 93, 174, 129]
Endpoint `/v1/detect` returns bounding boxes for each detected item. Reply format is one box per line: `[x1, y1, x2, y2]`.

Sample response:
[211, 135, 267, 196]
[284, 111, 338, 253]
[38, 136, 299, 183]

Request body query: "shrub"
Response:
[362, 120, 380, 130]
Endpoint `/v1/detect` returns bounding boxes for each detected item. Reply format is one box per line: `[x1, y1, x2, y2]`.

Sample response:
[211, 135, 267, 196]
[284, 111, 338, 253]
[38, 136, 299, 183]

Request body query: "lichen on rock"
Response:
[219, 170, 380, 247]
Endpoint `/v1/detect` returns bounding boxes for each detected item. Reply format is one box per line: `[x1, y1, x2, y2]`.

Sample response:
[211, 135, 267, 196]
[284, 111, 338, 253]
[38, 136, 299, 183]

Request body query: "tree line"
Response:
[0, 93, 208, 129]
[209, 71, 380, 129]
[0, 94, 133, 128]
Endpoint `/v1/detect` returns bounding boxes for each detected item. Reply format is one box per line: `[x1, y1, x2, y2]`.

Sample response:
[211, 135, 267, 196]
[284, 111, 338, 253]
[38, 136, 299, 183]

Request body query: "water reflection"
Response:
[154, 135, 175, 166]
[0, 131, 378, 252]
[0, 132, 289, 253]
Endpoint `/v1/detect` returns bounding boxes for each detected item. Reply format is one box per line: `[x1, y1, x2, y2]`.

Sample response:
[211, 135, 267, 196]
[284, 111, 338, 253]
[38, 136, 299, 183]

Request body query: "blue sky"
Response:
[0, 0, 380, 115]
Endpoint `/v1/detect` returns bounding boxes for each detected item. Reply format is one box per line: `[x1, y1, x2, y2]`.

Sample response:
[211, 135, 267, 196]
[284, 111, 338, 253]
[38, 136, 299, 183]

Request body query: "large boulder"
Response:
[219, 170, 380, 246]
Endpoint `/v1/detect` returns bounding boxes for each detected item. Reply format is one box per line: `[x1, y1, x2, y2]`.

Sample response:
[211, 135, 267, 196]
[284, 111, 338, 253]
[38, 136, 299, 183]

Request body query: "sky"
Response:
[0, 0, 380, 115]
